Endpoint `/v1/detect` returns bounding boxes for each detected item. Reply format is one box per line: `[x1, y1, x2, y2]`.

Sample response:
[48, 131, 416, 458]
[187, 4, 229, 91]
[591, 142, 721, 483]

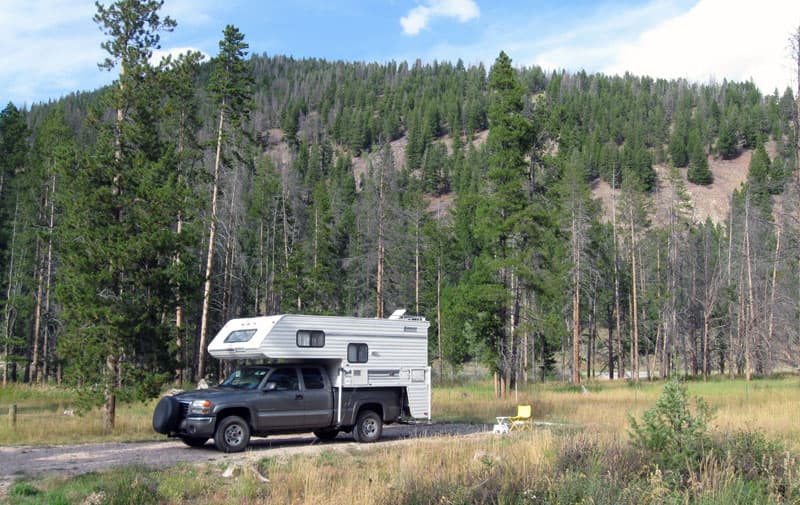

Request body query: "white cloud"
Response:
[401, 0, 480, 36]
[0, 1, 215, 106]
[0, 1, 108, 105]
[151, 47, 209, 67]
[605, 0, 800, 93]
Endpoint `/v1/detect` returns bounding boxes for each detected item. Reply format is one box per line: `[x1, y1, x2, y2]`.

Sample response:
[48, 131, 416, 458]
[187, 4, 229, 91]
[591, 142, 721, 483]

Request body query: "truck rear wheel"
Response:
[214, 415, 250, 453]
[353, 410, 382, 443]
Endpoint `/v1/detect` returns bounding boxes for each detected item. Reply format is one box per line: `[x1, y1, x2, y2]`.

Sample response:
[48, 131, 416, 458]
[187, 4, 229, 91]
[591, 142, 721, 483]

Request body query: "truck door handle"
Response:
[295, 394, 303, 400]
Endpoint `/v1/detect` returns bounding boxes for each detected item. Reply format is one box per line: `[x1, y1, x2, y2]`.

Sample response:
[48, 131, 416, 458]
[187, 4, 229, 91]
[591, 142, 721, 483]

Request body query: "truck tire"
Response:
[152, 397, 179, 434]
[214, 415, 250, 453]
[353, 410, 382, 443]
[180, 436, 208, 448]
[313, 428, 339, 441]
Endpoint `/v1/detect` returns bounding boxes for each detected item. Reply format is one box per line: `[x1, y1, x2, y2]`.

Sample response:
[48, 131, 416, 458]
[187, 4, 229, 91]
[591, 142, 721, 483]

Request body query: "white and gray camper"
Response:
[207, 309, 432, 420]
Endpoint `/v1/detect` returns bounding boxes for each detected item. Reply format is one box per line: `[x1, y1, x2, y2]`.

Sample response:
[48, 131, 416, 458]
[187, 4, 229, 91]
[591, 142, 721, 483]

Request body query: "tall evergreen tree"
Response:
[475, 51, 532, 396]
[27, 105, 75, 384]
[160, 50, 204, 383]
[57, 0, 179, 431]
[687, 128, 713, 185]
[717, 120, 739, 159]
[198, 25, 253, 380]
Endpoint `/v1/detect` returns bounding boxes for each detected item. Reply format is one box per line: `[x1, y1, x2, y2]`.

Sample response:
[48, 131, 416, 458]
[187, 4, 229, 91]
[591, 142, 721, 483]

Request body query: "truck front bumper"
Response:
[179, 416, 216, 438]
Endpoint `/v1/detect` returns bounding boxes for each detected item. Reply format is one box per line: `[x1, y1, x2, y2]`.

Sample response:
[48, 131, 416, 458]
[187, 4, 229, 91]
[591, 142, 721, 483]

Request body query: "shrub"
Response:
[629, 378, 713, 473]
[715, 430, 800, 501]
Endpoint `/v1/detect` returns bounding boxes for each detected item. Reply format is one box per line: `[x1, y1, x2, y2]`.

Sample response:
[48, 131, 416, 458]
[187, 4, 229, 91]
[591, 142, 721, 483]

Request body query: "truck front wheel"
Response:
[353, 410, 382, 443]
[214, 415, 250, 452]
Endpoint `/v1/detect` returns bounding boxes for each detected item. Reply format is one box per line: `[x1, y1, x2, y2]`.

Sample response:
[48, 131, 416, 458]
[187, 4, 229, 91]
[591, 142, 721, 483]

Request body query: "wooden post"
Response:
[9, 404, 16, 428]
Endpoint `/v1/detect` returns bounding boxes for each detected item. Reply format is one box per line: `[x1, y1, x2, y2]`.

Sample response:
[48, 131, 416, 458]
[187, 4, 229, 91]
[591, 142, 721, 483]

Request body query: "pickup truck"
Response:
[152, 363, 406, 452]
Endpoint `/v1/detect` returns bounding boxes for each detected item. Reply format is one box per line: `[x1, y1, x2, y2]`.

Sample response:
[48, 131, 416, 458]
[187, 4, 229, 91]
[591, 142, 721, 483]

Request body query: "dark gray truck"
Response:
[152, 363, 406, 452]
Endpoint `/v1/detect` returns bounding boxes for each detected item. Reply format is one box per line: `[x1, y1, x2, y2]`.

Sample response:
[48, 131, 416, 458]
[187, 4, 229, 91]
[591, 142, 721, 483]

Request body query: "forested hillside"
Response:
[1, 1, 798, 428]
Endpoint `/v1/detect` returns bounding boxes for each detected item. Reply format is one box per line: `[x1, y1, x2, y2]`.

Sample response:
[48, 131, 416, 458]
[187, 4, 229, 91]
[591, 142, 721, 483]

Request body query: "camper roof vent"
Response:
[388, 309, 426, 321]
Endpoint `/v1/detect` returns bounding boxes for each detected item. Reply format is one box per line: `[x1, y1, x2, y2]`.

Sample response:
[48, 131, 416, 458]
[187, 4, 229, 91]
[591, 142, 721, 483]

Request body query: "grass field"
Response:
[2, 377, 799, 448]
[3, 376, 800, 504]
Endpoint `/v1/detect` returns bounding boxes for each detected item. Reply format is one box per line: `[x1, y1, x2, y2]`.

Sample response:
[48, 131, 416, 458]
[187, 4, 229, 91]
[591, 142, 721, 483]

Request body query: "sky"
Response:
[2, 0, 799, 108]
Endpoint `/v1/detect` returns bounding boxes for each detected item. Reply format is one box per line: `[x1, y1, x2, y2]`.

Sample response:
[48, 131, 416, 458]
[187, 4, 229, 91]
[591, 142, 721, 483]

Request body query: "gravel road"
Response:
[0, 423, 489, 496]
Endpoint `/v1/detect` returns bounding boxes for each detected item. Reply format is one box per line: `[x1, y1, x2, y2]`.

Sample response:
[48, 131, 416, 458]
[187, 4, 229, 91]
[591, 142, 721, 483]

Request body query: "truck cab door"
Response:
[254, 367, 304, 430]
[300, 367, 333, 427]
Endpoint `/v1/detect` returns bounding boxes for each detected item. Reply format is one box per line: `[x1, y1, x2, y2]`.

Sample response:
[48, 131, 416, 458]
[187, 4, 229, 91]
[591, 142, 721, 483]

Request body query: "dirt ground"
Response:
[0, 422, 489, 497]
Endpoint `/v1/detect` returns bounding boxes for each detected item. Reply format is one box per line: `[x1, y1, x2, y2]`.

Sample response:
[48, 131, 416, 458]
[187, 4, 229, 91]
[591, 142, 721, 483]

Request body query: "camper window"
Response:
[224, 329, 257, 343]
[347, 343, 369, 363]
[296, 330, 325, 347]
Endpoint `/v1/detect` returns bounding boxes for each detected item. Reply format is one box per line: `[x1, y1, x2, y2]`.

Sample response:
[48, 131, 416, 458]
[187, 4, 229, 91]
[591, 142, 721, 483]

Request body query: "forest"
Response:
[1, 1, 799, 430]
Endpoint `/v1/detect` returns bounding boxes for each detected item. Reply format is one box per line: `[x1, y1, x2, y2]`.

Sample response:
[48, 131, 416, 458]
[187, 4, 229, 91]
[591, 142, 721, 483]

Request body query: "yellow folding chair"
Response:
[509, 404, 532, 431]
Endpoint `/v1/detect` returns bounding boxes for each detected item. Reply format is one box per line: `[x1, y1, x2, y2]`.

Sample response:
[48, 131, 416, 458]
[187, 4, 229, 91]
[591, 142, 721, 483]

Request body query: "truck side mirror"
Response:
[264, 382, 277, 392]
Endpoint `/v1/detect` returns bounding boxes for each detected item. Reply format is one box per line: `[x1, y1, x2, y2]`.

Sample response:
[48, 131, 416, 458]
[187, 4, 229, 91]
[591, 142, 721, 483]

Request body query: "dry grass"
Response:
[6, 377, 799, 504]
[435, 377, 800, 449]
[2, 376, 798, 448]
[0, 388, 160, 445]
[239, 432, 558, 505]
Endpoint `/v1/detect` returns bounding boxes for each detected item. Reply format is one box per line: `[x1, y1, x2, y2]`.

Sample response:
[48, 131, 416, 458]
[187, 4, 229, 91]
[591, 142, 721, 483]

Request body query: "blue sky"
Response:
[2, 0, 799, 108]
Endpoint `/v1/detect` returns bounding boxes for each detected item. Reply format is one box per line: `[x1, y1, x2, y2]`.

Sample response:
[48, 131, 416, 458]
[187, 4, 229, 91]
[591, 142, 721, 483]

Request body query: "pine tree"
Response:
[747, 142, 772, 209]
[687, 128, 713, 185]
[475, 51, 532, 396]
[27, 105, 75, 384]
[160, 50, 204, 383]
[717, 120, 739, 159]
[668, 113, 689, 168]
[198, 25, 253, 380]
[57, 0, 178, 431]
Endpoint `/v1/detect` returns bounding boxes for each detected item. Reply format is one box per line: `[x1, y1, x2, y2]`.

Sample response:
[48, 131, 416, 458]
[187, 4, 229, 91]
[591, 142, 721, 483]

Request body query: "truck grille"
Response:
[178, 401, 190, 420]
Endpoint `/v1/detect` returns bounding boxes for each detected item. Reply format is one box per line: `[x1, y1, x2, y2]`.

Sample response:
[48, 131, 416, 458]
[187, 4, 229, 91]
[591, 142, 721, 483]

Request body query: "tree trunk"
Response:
[744, 193, 754, 381]
[571, 210, 581, 384]
[727, 194, 736, 378]
[587, 282, 597, 380]
[767, 227, 780, 368]
[376, 160, 386, 319]
[607, 310, 615, 379]
[31, 233, 44, 384]
[630, 208, 639, 383]
[42, 174, 56, 383]
[437, 253, 443, 383]
[2, 198, 20, 386]
[222, 165, 240, 319]
[198, 106, 226, 380]
[654, 245, 663, 378]
[102, 353, 117, 432]
[174, 128, 186, 383]
[572, 254, 581, 384]
[612, 172, 623, 379]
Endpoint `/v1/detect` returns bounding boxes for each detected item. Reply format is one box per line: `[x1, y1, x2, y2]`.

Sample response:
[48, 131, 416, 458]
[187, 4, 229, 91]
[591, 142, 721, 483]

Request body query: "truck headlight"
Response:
[190, 399, 213, 415]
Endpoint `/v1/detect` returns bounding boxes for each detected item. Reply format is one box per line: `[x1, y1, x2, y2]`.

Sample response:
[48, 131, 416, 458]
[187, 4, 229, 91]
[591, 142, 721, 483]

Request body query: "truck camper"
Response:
[153, 310, 431, 452]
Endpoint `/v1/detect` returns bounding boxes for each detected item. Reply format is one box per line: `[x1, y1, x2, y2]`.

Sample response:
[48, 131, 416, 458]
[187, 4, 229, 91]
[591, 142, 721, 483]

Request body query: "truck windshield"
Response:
[220, 367, 270, 390]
